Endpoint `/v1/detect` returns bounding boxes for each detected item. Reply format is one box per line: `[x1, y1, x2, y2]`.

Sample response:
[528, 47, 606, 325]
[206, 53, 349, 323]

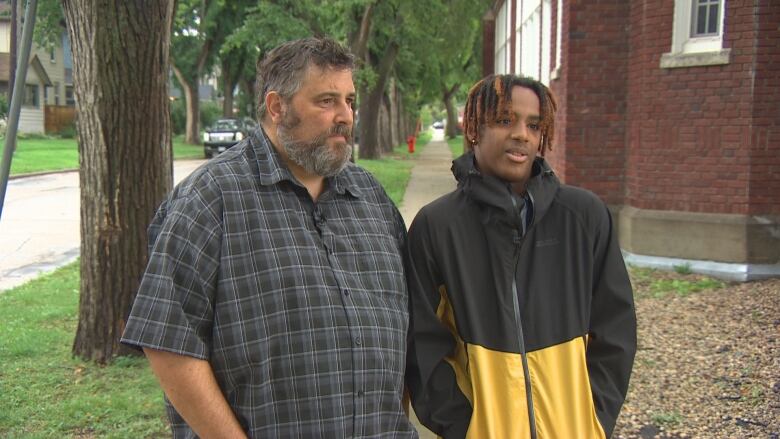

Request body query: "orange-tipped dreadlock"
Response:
[462, 74, 557, 156]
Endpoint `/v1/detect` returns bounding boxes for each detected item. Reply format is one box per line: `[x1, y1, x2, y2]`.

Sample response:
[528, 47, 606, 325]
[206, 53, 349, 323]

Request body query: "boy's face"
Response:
[474, 85, 541, 194]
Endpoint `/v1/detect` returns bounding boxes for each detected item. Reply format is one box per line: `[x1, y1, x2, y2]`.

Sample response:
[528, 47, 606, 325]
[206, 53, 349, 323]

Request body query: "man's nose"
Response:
[334, 100, 353, 125]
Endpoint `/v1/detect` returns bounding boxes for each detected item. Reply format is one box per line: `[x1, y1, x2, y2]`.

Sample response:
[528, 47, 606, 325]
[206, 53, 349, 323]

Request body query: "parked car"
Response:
[432, 120, 444, 129]
[203, 118, 254, 158]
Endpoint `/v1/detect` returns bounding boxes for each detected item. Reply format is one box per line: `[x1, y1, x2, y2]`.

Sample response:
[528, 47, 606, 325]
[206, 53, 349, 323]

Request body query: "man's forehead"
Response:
[301, 65, 355, 93]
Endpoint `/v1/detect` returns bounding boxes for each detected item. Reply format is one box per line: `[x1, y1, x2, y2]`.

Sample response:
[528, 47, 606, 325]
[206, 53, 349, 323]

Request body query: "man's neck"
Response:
[262, 122, 326, 201]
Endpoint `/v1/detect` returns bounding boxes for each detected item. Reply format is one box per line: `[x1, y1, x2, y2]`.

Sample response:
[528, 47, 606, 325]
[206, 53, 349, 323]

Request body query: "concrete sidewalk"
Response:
[399, 135, 457, 227]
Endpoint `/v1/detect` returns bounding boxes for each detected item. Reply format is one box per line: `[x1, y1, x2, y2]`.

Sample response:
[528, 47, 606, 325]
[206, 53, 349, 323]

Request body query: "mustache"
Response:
[328, 124, 352, 141]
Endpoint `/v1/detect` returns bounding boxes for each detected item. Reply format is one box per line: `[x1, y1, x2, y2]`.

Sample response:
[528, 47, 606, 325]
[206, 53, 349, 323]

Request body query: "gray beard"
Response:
[277, 121, 352, 178]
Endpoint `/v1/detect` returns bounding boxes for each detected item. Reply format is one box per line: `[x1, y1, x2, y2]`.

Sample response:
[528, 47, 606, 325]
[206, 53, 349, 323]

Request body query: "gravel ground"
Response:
[613, 272, 780, 439]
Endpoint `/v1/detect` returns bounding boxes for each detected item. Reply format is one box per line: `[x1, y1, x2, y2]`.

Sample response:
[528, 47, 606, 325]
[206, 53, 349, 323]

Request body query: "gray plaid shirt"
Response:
[122, 129, 416, 438]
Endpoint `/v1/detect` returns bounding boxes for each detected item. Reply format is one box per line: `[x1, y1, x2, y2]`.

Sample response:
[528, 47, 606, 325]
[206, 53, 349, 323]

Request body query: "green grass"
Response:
[0, 262, 168, 438]
[5, 136, 204, 176]
[447, 134, 465, 159]
[650, 411, 683, 427]
[628, 265, 727, 299]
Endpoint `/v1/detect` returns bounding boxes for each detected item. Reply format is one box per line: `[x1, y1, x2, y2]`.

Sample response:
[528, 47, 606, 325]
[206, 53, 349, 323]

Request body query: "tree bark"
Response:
[357, 41, 400, 159]
[379, 95, 392, 153]
[62, 0, 174, 364]
[387, 78, 399, 148]
[172, 65, 200, 145]
[443, 83, 460, 139]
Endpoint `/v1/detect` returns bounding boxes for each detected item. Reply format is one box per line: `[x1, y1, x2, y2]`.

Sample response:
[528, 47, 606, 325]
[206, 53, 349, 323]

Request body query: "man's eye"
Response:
[321, 98, 334, 105]
[498, 119, 512, 125]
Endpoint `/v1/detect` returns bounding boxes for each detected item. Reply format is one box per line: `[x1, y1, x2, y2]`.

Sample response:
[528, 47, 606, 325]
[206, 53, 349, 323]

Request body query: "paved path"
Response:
[0, 160, 206, 292]
[399, 130, 457, 228]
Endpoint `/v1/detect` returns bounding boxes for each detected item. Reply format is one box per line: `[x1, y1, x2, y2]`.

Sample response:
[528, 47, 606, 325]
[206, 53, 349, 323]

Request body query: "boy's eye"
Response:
[529, 123, 540, 130]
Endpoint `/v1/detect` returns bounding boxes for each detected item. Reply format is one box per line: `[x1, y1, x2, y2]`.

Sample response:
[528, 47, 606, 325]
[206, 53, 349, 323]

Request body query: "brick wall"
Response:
[550, 0, 630, 206]
[626, 0, 759, 215]
[749, 1, 780, 215]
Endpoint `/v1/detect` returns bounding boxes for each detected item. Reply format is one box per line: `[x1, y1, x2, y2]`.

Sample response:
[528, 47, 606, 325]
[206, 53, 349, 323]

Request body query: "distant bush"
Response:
[170, 98, 224, 135]
[57, 121, 78, 139]
[0, 93, 8, 120]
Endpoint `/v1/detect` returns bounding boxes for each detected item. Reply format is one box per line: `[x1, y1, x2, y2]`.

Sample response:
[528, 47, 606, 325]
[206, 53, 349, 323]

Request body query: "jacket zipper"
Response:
[510, 195, 537, 439]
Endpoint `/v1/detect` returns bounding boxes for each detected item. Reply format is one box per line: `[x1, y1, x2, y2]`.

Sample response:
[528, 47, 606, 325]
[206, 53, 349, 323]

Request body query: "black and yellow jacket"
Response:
[405, 153, 636, 439]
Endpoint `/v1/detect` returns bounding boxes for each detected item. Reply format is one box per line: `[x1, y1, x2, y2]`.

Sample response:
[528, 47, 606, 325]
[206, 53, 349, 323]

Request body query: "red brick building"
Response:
[482, 0, 779, 280]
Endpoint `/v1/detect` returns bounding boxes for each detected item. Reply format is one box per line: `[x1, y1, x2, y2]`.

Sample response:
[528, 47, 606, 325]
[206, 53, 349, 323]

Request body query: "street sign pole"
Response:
[0, 0, 38, 220]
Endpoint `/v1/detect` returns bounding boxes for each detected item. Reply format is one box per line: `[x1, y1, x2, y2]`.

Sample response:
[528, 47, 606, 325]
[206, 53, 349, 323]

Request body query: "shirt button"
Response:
[357, 390, 364, 397]
[355, 337, 362, 346]
[343, 289, 350, 297]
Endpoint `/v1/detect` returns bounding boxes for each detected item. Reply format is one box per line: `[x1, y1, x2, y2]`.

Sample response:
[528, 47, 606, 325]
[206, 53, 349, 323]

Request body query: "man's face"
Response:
[474, 85, 541, 194]
[276, 66, 356, 178]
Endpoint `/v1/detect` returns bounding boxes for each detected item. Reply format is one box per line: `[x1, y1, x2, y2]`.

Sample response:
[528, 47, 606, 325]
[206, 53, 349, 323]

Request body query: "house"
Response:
[482, 0, 779, 280]
[0, 1, 75, 134]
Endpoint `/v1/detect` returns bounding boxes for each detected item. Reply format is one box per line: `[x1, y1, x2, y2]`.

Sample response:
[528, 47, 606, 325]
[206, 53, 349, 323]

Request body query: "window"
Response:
[513, 0, 552, 84]
[661, 0, 729, 68]
[552, 0, 562, 79]
[23, 84, 39, 107]
[65, 85, 75, 106]
[50, 48, 56, 63]
[692, 0, 720, 36]
[495, 2, 510, 74]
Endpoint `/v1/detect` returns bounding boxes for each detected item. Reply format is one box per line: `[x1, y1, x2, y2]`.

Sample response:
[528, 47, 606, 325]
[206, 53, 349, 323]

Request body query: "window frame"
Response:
[661, 0, 730, 68]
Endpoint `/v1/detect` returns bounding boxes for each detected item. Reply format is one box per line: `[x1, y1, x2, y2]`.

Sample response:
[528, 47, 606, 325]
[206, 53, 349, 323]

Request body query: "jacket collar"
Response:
[249, 127, 363, 198]
[452, 151, 559, 227]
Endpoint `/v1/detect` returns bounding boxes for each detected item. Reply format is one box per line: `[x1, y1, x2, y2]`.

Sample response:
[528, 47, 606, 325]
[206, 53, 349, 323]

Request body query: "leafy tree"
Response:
[61, 0, 175, 363]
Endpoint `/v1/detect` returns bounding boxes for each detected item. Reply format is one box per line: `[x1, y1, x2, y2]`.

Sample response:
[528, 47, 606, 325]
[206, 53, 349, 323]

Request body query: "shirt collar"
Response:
[249, 127, 363, 199]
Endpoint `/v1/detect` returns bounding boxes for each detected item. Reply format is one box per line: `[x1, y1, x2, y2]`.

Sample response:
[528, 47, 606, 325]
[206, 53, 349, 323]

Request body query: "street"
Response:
[0, 160, 206, 292]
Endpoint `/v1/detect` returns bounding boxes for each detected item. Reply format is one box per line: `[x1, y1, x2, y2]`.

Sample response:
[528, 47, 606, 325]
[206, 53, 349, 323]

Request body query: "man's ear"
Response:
[266, 91, 285, 124]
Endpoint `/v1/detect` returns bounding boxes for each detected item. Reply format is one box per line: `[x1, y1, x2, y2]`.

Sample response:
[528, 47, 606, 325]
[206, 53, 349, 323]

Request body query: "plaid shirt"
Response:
[122, 129, 416, 438]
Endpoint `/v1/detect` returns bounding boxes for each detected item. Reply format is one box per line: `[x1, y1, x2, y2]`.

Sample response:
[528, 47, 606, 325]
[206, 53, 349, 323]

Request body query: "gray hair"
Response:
[256, 37, 355, 121]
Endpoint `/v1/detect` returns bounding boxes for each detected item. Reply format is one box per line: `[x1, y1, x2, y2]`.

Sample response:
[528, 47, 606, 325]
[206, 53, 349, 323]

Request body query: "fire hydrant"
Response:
[406, 135, 416, 154]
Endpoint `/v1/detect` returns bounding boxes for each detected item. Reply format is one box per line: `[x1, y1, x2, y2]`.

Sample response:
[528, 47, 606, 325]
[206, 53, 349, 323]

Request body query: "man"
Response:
[405, 75, 636, 438]
[122, 37, 417, 438]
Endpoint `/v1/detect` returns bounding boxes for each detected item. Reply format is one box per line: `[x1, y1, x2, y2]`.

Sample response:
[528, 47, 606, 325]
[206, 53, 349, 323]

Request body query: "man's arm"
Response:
[144, 348, 247, 439]
[586, 205, 637, 437]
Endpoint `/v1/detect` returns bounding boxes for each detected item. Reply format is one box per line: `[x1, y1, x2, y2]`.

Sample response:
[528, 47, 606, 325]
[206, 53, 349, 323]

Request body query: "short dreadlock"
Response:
[462, 74, 557, 156]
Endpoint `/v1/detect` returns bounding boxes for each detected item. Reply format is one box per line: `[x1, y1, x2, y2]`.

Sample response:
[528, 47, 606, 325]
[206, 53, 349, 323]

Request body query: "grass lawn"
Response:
[447, 135, 465, 159]
[356, 131, 431, 206]
[0, 262, 168, 438]
[5, 136, 204, 176]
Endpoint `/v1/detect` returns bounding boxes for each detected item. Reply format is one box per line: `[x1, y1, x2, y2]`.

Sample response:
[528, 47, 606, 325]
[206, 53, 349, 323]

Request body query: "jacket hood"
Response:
[451, 152, 559, 227]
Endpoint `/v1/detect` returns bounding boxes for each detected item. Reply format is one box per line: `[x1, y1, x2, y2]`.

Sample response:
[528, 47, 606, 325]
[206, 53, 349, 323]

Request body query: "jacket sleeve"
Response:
[587, 204, 637, 437]
[405, 208, 472, 439]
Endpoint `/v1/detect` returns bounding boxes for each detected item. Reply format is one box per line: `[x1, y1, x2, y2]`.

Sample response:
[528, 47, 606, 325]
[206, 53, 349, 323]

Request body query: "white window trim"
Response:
[661, 0, 730, 68]
[551, 0, 562, 80]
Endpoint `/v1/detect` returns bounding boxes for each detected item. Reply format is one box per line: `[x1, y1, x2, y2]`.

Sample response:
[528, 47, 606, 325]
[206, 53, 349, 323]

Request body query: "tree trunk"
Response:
[379, 95, 392, 153]
[172, 65, 200, 145]
[357, 41, 400, 159]
[63, 0, 174, 364]
[443, 84, 460, 139]
[239, 77, 255, 120]
[387, 78, 399, 148]
[221, 58, 238, 118]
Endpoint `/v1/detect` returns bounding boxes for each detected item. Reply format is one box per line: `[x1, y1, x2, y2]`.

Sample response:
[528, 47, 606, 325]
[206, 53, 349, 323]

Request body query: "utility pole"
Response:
[9, 0, 17, 101]
[0, 0, 38, 220]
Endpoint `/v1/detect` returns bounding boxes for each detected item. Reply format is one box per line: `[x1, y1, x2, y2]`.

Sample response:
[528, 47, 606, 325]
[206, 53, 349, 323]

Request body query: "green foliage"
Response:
[649, 278, 725, 298]
[673, 263, 693, 275]
[200, 101, 222, 132]
[0, 263, 168, 437]
[650, 411, 683, 427]
[0, 93, 8, 119]
[170, 98, 186, 135]
[447, 134, 464, 159]
[57, 121, 78, 139]
[357, 156, 413, 206]
[33, 0, 65, 51]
